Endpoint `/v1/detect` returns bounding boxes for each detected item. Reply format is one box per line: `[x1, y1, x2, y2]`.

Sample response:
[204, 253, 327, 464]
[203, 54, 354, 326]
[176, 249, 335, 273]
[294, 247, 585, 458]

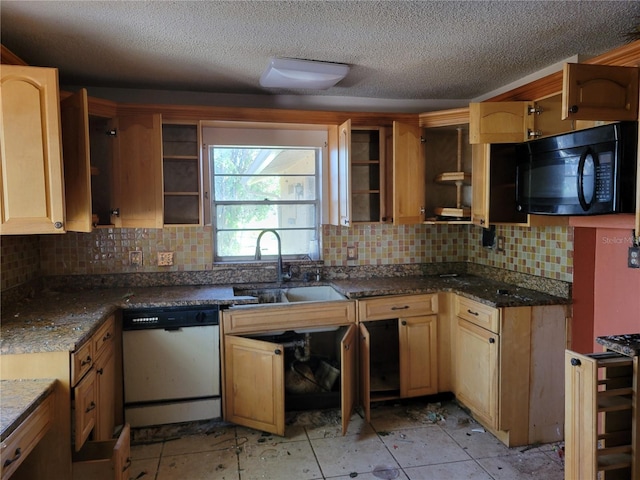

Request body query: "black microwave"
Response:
[515, 122, 638, 215]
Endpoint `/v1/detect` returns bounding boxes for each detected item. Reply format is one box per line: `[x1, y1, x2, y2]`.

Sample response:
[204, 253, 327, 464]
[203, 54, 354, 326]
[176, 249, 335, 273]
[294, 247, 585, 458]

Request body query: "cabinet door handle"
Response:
[489, 338, 495, 344]
[85, 401, 96, 413]
[81, 356, 92, 366]
[3, 448, 22, 467]
[123, 457, 132, 472]
[344, 343, 350, 351]
[103, 332, 112, 342]
[274, 349, 282, 355]
[570, 358, 581, 366]
[467, 309, 479, 316]
[401, 320, 407, 326]
[97, 368, 104, 375]
[391, 306, 409, 310]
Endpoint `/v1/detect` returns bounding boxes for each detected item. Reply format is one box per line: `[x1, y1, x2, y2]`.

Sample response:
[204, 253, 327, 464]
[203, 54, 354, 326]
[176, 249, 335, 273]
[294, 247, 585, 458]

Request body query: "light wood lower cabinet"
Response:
[221, 301, 357, 436]
[358, 294, 438, 422]
[565, 350, 639, 480]
[453, 297, 567, 447]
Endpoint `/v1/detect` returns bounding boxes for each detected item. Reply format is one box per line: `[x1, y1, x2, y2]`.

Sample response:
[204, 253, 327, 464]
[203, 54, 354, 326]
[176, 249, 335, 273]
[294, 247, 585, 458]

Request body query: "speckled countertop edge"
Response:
[0, 379, 57, 441]
[596, 334, 640, 357]
[0, 275, 569, 356]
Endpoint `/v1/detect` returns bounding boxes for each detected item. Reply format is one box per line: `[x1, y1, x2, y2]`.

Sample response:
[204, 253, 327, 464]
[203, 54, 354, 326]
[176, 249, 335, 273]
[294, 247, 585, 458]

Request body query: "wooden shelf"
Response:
[434, 207, 471, 218]
[163, 155, 198, 161]
[435, 172, 471, 184]
[164, 192, 199, 196]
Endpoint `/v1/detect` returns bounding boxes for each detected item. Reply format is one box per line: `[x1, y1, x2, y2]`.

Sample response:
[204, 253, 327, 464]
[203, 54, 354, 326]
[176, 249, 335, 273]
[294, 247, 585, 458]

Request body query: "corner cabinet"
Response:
[0, 65, 66, 234]
[358, 294, 438, 422]
[221, 301, 357, 436]
[453, 296, 568, 447]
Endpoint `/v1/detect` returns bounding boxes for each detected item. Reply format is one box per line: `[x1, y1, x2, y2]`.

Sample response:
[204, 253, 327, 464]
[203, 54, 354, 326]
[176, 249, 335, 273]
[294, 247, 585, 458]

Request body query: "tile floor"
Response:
[128, 400, 565, 480]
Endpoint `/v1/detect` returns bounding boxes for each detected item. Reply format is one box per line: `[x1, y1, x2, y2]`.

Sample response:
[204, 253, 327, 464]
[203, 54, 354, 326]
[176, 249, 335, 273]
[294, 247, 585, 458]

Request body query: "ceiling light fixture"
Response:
[259, 57, 350, 89]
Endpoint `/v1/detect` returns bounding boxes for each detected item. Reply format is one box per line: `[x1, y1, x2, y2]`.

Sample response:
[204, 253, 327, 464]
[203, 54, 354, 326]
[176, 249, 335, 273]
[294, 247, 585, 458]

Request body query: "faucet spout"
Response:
[254, 229, 287, 283]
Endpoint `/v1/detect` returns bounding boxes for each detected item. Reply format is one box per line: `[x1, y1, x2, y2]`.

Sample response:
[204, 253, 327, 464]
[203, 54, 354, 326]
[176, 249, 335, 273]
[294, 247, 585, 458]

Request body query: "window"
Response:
[204, 127, 326, 262]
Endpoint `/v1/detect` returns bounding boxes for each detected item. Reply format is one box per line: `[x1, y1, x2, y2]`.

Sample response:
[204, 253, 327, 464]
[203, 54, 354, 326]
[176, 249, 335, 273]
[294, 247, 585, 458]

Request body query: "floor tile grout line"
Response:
[303, 426, 329, 480]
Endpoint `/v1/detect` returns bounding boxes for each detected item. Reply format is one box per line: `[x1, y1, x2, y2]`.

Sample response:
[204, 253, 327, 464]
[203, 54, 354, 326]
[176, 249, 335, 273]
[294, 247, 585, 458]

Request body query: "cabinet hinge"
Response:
[420, 136, 427, 143]
[106, 129, 117, 137]
[527, 105, 543, 115]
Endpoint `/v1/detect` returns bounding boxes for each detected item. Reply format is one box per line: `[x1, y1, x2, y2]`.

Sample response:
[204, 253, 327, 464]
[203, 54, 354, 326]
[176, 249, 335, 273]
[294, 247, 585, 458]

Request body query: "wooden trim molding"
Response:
[488, 40, 640, 102]
[419, 107, 469, 127]
[1, 45, 28, 65]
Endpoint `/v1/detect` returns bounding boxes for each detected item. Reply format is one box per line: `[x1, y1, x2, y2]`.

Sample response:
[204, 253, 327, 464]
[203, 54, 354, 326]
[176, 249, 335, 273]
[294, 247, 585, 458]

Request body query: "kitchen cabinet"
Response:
[333, 120, 422, 226]
[469, 95, 574, 145]
[110, 114, 163, 228]
[0, 314, 124, 480]
[420, 108, 472, 222]
[564, 350, 638, 480]
[0, 390, 54, 480]
[358, 294, 438, 422]
[162, 122, 202, 225]
[221, 301, 357, 436]
[0, 65, 66, 234]
[61, 89, 93, 232]
[453, 296, 568, 447]
[72, 424, 130, 480]
[562, 63, 639, 121]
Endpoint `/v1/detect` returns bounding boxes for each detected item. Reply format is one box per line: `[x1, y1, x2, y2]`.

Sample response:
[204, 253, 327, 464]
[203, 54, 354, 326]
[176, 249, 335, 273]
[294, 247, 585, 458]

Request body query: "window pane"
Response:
[216, 204, 316, 230]
[217, 229, 317, 257]
[212, 148, 316, 175]
[214, 175, 316, 201]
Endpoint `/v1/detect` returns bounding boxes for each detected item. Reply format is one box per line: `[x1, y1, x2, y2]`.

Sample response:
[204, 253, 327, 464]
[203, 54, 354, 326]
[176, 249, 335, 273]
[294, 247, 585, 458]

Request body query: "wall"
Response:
[572, 227, 640, 353]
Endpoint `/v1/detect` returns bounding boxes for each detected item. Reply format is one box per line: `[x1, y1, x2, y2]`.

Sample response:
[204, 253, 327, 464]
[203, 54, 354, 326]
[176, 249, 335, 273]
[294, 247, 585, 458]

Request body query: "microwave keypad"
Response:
[595, 163, 612, 202]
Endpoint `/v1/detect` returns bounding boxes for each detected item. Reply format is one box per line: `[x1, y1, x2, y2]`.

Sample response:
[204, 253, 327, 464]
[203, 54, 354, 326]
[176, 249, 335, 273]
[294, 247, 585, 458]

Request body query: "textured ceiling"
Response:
[2, 1, 640, 112]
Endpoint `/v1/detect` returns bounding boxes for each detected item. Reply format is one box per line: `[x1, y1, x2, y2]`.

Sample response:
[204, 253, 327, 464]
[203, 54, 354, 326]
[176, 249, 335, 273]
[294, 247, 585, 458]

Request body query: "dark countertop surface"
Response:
[0, 379, 57, 441]
[596, 334, 640, 357]
[0, 275, 568, 356]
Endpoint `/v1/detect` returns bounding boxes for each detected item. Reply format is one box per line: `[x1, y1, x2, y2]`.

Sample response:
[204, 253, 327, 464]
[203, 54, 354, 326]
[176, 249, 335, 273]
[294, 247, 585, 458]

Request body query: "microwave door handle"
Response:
[577, 149, 598, 211]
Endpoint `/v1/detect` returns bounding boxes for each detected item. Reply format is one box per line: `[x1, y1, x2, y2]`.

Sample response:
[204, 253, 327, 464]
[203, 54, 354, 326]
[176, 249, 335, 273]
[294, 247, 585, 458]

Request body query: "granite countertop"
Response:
[596, 334, 640, 357]
[330, 274, 568, 307]
[0, 379, 57, 441]
[0, 275, 568, 356]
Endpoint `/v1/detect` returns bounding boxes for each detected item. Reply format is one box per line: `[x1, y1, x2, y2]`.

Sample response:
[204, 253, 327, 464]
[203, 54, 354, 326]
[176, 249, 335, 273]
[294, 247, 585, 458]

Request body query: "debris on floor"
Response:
[285, 407, 342, 427]
[405, 402, 448, 425]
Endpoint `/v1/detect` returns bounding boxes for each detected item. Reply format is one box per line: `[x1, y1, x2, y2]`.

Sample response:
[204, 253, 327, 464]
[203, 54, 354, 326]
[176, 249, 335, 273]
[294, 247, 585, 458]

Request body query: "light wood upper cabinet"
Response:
[0, 65, 65, 234]
[392, 121, 424, 224]
[469, 102, 534, 144]
[562, 63, 639, 121]
[60, 89, 93, 232]
[337, 119, 352, 226]
[111, 114, 163, 228]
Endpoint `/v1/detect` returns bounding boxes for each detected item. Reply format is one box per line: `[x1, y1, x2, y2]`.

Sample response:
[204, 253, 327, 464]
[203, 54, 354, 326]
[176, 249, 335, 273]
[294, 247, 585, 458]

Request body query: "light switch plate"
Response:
[628, 246, 640, 268]
[157, 251, 174, 266]
[346, 246, 358, 260]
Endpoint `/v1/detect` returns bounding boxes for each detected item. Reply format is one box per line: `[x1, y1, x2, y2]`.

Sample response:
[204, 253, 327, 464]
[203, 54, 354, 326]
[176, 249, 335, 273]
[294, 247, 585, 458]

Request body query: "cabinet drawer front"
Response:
[93, 315, 115, 360]
[0, 393, 53, 480]
[456, 296, 499, 333]
[71, 341, 94, 387]
[223, 301, 356, 335]
[358, 294, 438, 321]
[74, 370, 97, 451]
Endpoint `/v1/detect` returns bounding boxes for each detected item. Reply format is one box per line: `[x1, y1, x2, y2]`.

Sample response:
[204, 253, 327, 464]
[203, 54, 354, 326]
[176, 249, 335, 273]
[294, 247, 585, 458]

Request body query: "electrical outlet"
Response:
[628, 246, 640, 268]
[157, 251, 174, 266]
[496, 236, 505, 252]
[346, 246, 358, 260]
[129, 250, 142, 267]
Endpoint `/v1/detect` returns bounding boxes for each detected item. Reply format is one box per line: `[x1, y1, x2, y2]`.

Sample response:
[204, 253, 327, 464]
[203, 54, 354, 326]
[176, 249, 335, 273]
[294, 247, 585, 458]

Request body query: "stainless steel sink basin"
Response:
[232, 285, 346, 306]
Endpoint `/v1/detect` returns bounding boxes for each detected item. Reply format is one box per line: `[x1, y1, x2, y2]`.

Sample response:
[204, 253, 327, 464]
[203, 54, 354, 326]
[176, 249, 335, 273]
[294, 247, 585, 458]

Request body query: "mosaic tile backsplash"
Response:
[2, 223, 573, 292]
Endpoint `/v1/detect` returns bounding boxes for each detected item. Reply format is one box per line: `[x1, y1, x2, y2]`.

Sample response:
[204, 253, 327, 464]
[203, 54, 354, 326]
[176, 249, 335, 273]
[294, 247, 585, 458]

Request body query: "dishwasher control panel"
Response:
[122, 305, 219, 330]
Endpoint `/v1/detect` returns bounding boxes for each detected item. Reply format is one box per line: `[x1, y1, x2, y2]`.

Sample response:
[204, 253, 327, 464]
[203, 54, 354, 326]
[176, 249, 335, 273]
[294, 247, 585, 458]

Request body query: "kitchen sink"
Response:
[232, 285, 346, 305]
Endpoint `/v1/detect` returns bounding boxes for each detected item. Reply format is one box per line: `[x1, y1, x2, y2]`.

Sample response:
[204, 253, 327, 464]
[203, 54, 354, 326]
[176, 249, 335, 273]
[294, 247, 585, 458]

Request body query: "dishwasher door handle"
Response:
[164, 327, 183, 332]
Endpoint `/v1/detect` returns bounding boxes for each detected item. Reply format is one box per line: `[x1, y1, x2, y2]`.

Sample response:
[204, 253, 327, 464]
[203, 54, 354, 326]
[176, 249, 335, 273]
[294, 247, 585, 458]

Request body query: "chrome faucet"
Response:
[254, 229, 289, 283]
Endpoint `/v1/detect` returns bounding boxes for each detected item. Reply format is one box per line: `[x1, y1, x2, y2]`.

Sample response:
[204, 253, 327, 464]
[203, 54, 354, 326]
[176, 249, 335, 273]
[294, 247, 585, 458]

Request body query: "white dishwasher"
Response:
[122, 305, 221, 427]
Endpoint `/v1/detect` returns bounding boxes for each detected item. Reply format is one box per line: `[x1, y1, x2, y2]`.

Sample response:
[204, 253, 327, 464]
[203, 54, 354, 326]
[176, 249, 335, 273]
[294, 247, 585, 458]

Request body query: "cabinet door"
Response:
[564, 350, 597, 479]
[359, 323, 372, 423]
[399, 314, 438, 398]
[562, 63, 639, 121]
[0, 65, 65, 234]
[471, 144, 489, 226]
[94, 342, 116, 441]
[340, 324, 357, 435]
[338, 119, 352, 227]
[74, 370, 97, 451]
[469, 102, 533, 144]
[223, 335, 285, 436]
[392, 121, 424, 224]
[455, 318, 499, 429]
[61, 88, 93, 232]
[111, 114, 163, 228]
